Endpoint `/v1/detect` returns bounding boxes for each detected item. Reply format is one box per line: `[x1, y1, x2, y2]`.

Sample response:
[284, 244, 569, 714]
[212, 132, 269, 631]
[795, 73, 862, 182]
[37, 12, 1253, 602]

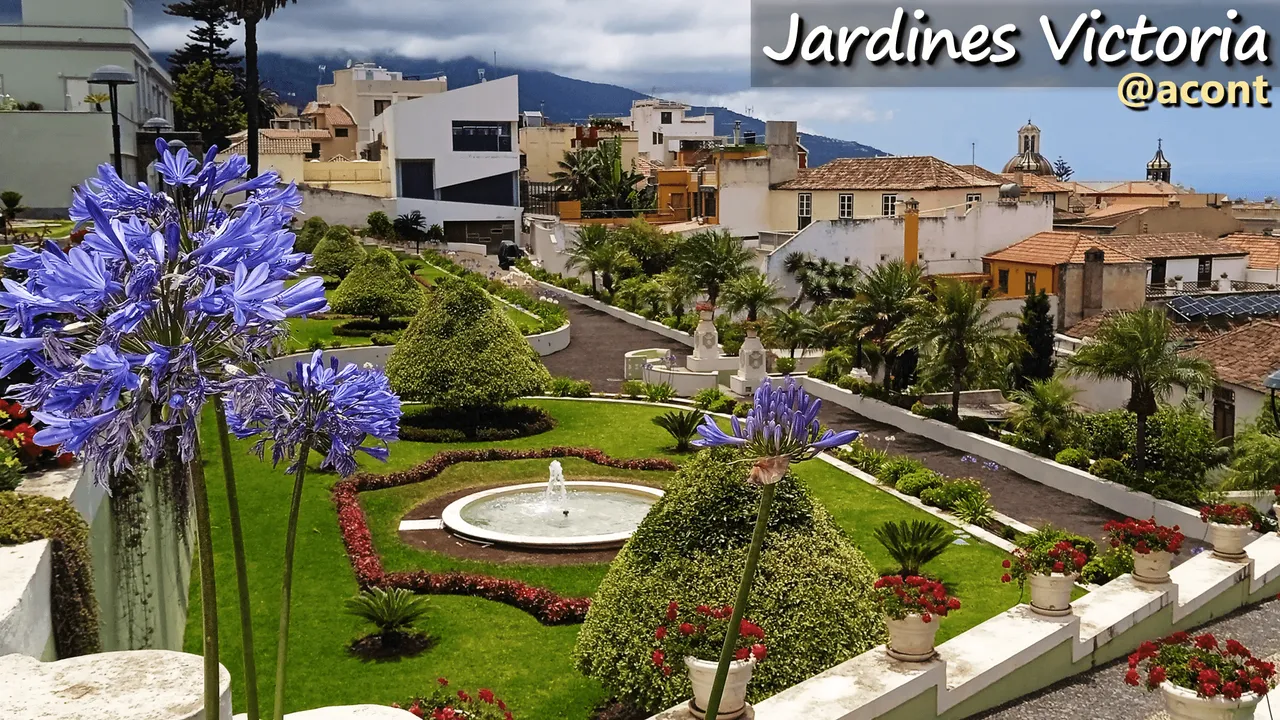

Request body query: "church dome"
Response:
[1002, 119, 1056, 177]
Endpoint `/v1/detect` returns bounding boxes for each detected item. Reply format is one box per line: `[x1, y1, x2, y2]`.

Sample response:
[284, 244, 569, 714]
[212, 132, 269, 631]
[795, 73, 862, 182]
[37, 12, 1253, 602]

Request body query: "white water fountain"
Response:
[440, 461, 663, 549]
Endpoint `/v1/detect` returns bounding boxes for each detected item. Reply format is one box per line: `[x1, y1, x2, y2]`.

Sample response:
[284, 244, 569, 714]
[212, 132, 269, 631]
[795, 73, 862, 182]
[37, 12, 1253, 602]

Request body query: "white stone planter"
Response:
[885, 614, 939, 662]
[685, 655, 755, 720]
[1160, 681, 1260, 720]
[1131, 549, 1173, 584]
[1207, 522, 1250, 560]
[1028, 573, 1076, 616]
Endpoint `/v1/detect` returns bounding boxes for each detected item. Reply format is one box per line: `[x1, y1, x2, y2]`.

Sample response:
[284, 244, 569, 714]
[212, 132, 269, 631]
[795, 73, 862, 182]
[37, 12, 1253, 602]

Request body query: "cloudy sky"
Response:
[135, 0, 1280, 198]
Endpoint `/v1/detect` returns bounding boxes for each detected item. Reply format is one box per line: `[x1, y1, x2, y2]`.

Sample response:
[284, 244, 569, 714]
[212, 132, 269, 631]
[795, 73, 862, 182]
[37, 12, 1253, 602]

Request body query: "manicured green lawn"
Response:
[186, 399, 1018, 720]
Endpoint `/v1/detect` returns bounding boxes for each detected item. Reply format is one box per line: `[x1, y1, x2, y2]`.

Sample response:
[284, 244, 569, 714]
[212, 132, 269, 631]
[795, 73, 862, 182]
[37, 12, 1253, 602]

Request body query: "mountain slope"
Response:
[163, 52, 887, 165]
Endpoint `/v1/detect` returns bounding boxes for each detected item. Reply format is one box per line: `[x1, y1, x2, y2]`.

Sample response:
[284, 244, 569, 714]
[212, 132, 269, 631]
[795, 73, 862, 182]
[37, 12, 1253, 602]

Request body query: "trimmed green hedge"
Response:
[331, 249, 425, 321]
[0, 492, 99, 657]
[422, 252, 567, 335]
[312, 226, 366, 279]
[574, 449, 882, 712]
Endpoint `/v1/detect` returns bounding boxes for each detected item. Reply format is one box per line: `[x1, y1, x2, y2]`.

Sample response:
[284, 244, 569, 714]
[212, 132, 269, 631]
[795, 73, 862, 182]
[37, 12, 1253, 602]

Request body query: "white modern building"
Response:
[0, 0, 173, 213]
[628, 99, 715, 162]
[373, 75, 522, 249]
[316, 62, 447, 154]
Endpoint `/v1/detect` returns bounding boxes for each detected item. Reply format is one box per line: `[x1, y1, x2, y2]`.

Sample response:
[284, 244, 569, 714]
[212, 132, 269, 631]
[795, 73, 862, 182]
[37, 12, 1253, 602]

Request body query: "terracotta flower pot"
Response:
[1028, 572, 1076, 616]
[685, 655, 755, 720]
[1160, 681, 1260, 720]
[885, 614, 939, 662]
[1131, 549, 1173, 584]
[1207, 522, 1250, 560]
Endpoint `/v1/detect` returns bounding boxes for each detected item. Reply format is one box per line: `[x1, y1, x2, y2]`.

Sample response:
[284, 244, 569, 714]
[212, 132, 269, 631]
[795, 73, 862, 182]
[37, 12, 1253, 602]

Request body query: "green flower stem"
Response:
[704, 482, 776, 720]
[215, 398, 259, 720]
[273, 440, 312, 720]
[188, 443, 220, 720]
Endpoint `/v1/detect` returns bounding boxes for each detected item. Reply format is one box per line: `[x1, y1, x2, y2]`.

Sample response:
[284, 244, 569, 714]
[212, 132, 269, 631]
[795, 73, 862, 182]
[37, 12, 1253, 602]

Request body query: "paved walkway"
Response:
[540, 293, 687, 392]
[976, 598, 1280, 720]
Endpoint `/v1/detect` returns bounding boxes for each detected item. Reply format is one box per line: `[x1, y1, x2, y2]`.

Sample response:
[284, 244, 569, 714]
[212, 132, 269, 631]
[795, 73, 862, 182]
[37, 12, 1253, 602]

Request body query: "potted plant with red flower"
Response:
[651, 601, 766, 720]
[396, 677, 515, 720]
[873, 575, 960, 661]
[1199, 503, 1256, 559]
[1000, 533, 1090, 616]
[1104, 517, 1185, 584]
[1124, 631, 1276, 720]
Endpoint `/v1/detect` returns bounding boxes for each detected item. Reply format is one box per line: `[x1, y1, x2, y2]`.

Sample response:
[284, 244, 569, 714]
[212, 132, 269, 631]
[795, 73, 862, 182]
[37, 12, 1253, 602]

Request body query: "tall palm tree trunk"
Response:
[881, 348, 894, 389]
[245, 16, 261, 178]
[951, 379, 962, 420]
[1134, 411, 1148, 482]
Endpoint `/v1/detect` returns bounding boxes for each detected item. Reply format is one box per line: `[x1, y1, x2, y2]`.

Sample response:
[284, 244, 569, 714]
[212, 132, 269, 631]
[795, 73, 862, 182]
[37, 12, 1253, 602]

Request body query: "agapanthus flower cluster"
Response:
[651, 601, 767, 676]
[0, 140, 326, 485]
[693, 377, 857, 484]
[225, 351, 400, 477]
[1124, 632, 1276, 699]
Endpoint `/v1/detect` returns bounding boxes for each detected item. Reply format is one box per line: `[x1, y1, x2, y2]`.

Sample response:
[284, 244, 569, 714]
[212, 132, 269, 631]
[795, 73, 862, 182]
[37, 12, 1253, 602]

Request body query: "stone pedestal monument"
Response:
[686, 305, 723, 372]
[730, 326, 768, 396]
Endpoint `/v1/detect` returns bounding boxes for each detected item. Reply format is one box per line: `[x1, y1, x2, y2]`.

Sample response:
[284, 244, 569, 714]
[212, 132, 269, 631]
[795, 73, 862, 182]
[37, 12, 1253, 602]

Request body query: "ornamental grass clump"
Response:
[873, 575, 961, 623]
[1124, 631, 1276, 700]
[651, 601, 767, 676]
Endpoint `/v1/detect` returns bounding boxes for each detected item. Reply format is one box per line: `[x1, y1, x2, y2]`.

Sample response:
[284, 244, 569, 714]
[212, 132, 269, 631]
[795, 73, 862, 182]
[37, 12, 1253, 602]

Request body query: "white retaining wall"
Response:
[534, 281, 700, 348]
[799, 376, 1205, 531]
[641, 364, 720, 396]
[0, 540, 54, 659]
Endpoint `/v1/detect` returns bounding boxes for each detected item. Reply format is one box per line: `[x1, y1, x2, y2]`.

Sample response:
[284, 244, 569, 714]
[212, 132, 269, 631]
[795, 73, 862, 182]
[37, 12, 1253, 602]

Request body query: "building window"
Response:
[704, 191, 716, 218]
[374, 99, 391, 117]
[998, 269, 1009, 294]
[838, 193, 853, 219]
[1024, 272, 1037, 296]
[798, 193, 812, 230]
[967, 193, 982, 207]
[398, 160, 436, 200]
[452, 121, 512, 152]
[660, 111, 672, 124]
[1044, 192, 1056, 206]
[335, 127, 349, 138]
[438, 171, 517, 206]
[881, 194, 898, 217]
[306, 142, 321, 160]
[1198, 256, 1213, 285]
[1151, 258, 1167, 285]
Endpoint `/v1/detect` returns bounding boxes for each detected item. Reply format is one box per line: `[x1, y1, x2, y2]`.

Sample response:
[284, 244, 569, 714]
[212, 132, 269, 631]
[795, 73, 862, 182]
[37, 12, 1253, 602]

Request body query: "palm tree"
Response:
[225, 0, 296, 177]
[679, 229, 754, 307]
[564, 224, 611, 293]
[653, 270, 697, 321]
[1008, 377, 1081, 457]
[891, 279, 1028, 419]
[551, 147, 597, 199]
[393, 211, 427, 250]
[763, 309, 807, 359]
[721, 272, 784, 321]
[799, 302, 852, 351]
[849, 260, 923, 389]
[1065, 307, 1216, 481]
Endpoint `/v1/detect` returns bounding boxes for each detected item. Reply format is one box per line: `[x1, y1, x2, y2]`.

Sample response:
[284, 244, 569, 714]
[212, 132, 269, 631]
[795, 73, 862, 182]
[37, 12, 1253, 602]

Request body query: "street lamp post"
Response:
[89, 65, 137, 176]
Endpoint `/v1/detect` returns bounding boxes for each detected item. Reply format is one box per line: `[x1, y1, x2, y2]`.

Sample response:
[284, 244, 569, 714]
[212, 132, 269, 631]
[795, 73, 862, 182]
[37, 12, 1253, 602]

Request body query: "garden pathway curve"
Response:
[539, 294, 687, 392]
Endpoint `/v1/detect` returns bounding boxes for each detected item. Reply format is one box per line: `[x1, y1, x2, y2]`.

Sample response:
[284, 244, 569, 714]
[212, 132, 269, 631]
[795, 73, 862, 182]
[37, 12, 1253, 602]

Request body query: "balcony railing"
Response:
[1146, 279, 1280, 299]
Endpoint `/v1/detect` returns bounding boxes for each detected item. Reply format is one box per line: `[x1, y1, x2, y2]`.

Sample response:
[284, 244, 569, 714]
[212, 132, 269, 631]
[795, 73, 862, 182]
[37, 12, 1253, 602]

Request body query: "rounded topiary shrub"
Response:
[331, 248, 425, 322]
[311, 226, 366, 279]
[294, 216, 328, 253]
[386, 278, 551, 410]
[575, 449, 883, 713]
[1054, 447, 1091, 470]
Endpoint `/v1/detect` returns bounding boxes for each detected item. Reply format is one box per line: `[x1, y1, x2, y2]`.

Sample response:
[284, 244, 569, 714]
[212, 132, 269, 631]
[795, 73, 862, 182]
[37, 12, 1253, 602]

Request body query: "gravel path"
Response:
[976, 598, 1280, 720]
[539, 294, 687, 392]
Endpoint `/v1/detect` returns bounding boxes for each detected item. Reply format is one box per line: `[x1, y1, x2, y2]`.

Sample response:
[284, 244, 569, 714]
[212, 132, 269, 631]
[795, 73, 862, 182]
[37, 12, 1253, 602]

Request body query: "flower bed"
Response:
[332, 447, 680, 624]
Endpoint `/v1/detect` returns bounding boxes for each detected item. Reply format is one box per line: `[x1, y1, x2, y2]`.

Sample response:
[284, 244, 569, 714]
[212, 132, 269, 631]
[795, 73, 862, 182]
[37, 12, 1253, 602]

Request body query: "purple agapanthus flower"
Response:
[693, 377, 858, 484]
[224, 351, 400, 477]
[0, 138, 327, 486]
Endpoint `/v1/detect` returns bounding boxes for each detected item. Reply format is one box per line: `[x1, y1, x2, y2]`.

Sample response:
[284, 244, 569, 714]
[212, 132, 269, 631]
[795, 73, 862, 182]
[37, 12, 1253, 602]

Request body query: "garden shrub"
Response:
[955, 416, 992, 436]
[369, 332, 401, 346]
[333, 318, 410, 337]
[643, 383, 676, 403]
[1054, 447, 1092, 470]
[575, 449, 883, 712]
[386, 279, 551, 409]
[620, 380, 646, 399]
[0, 441, 22, 491]
[691, 387, 728, 411]
[398, 404, 555, 442]
[1080, 410, 1134, 462]
[733, 402, 751, 418]
[1090, 457, 1131, 484]
[911, 402, 955, 423]
[774, 357, 797, 374]
[546, 377, 592, 398]
[878, 456, 926, 488]
[331, 248, 426, 321]
[1143, 405, 1225, 492]
[366, 211, 393, 239]
[919, 478, 987, 511]
[0, 492, 99, 657]
[294, 216, 328, 253]
[708, 397, 737, 415]
[835, 375, 867, 393]
[312, 226, 367, 279]
[1080, 547, 1134, 586]
[832, 440, 889, 477]
[895, 469, 943, 497]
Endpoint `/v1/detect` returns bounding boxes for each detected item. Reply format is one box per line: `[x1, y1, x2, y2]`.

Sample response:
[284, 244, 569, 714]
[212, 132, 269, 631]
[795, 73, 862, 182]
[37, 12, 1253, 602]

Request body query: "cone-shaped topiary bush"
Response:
[386, 278, 551, 410]
[294, 216, 329, 253]
[312, 226, 366, 279]
[575, 448, 883, 713]
[331, 248, 426, 321]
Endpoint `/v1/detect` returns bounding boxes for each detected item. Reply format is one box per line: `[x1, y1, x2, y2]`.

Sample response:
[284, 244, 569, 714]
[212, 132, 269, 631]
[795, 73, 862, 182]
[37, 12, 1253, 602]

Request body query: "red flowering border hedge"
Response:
[333, 446, 679, 625]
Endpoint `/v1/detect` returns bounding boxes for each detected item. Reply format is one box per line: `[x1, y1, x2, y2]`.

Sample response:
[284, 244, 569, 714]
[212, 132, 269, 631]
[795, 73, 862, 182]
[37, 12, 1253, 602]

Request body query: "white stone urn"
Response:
[1160, 681, 1260, 720]
[684, 656, 755, 720]
[1131, 550, 1173, 584]
[1207, 522, 1250, 560]
[1027, 573, 1076, 616]
[692, 308, 719, 361]
[885, 614, 939, 662]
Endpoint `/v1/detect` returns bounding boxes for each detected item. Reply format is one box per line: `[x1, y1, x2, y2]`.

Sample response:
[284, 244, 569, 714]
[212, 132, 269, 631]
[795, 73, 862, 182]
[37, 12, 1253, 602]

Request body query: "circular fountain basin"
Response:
[441, 481, 664, 549]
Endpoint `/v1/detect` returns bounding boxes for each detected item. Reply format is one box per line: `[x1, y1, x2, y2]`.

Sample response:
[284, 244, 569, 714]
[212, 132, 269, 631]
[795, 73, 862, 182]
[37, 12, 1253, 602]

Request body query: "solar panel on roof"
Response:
[1168, 293, 1280, 321]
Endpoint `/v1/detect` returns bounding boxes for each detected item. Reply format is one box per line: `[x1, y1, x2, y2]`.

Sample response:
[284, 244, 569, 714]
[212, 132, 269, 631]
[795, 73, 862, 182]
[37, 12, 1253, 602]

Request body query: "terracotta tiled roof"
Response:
[1223, 233, 1280, 269]
[773, 156, 1001, 191]
[1183, 320, 1280, 392]
[302, 101, 356, 126]
[955, 164, 1007, 184]
[1001, 173, 1074, 194]
[982, 231, 1146, 266]
[1101, 232, 1248, 260]
[229, 128, 331, 141]
[223, 133, 315, 156]
[1064, 311, 1249, 342]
